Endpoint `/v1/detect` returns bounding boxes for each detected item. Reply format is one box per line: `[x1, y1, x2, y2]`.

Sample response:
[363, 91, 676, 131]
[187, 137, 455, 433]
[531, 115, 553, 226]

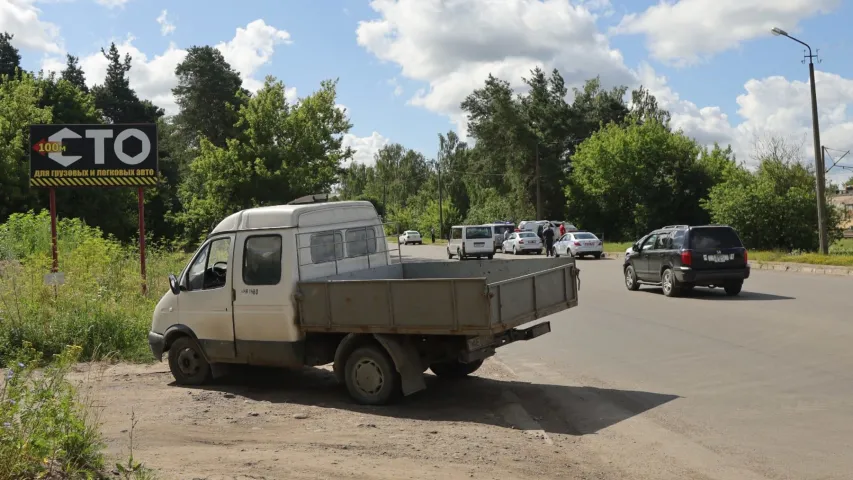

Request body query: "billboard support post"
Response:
[137, 187, 147, 295]
[49, 187, 58, 273]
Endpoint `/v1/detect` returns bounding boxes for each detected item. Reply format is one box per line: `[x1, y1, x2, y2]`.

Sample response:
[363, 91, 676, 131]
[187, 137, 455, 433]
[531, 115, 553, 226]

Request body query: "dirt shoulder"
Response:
[74, 359, 623, 480]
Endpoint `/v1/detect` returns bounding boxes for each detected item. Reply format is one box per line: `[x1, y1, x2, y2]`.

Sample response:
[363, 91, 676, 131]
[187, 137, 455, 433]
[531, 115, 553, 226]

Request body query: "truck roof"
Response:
[210, 201, 379, 234]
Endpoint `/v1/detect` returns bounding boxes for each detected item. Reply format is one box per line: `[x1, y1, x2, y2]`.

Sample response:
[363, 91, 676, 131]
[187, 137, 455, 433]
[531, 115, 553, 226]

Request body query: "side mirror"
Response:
[168, 274, 180, 295]
[632, 244, 640, 252]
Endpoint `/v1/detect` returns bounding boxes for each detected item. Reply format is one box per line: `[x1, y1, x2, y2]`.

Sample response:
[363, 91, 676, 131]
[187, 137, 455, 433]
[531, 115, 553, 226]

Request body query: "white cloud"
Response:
[356, 0, 634, 135]
[342, 132, 390, 166]
[216, 19, 292, 92]
[156, 10, 175, 36]
[387, 77, 403, 96]
[94, 0, 129, 8]
[613, 0, 840, 65]
[0, 0, 63, 53]
[40, 20, 292, 115]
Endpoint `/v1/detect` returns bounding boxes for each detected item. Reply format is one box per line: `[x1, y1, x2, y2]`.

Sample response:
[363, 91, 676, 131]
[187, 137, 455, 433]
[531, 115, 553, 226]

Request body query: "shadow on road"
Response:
[177, 366, 679, 436]
[641, 287, 794, 301]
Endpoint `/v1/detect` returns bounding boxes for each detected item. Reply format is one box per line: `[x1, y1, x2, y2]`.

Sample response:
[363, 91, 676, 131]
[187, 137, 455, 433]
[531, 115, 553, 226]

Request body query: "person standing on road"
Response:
[430, 227, 435, 243]
[543, 224, 556, 257]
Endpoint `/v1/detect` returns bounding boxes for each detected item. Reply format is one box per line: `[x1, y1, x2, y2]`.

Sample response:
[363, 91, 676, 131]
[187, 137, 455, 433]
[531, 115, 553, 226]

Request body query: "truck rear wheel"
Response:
[430, 359, 484, 378]
[168, 336, 212, 386]
[344, 345, 401, 405]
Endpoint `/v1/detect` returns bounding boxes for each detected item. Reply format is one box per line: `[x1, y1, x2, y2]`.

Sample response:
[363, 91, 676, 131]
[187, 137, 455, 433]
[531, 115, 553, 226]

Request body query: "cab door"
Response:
[231, 231, 303, 367]
[178, 235, 236, 361]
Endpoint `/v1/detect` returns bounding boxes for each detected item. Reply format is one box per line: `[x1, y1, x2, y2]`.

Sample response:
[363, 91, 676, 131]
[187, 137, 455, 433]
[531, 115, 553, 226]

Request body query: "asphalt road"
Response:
[399, 244, 853, 480]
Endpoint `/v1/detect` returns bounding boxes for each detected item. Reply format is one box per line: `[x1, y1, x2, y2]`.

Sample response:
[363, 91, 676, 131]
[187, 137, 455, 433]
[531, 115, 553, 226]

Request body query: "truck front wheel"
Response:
[429, 359, 484, 378]
[344, 345, 401, 405]
[167, 336, 212, 386]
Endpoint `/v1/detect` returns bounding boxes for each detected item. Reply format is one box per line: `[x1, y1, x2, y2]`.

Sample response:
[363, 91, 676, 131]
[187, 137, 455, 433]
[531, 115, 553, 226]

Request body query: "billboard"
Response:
[29, 124, 158, 188]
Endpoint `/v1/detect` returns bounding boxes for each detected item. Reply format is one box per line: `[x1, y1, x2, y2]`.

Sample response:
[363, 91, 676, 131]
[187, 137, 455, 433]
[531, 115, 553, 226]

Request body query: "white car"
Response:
[398, 230, 422, 245]
[554, 231, 603, 259]
[502, 231, 543, 255]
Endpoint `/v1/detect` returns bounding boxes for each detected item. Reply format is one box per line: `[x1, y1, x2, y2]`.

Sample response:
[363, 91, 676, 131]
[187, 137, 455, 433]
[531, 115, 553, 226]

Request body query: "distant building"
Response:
[831, 185, 853, 237]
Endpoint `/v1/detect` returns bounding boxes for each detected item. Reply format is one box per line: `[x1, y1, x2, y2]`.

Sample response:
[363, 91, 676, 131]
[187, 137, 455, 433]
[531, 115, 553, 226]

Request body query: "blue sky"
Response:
[5, 0, 853, 182]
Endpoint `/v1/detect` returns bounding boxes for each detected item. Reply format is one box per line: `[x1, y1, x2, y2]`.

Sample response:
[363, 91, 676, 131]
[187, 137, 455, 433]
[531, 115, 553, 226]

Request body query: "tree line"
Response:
[0, 32, 841, 251]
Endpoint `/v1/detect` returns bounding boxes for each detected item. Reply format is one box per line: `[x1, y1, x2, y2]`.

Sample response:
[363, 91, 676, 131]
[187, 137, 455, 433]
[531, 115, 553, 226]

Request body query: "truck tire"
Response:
[429, 359, 484, 378]
[168, 336, 212, 386]
[624, 265, 639, 291]
[343, 345, 401, 405]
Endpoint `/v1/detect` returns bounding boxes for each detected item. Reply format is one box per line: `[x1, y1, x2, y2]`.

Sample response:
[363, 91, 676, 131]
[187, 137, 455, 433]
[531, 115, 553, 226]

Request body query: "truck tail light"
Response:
[743, 249, 748, 263]
[681, 250, 692, 266]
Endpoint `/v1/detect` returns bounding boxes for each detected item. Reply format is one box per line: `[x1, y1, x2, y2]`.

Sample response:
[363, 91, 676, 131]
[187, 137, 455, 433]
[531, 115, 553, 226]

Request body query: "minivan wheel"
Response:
[168, 336, 212, 386]
[661, 269, 680, 297]
[344, 345, 401, 405]
[624, 265, 639, 291]
[724, 282, 743, 296]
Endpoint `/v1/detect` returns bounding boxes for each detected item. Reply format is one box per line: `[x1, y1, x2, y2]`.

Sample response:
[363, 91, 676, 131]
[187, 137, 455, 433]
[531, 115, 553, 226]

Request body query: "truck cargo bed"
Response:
[295, 258, 578, 335]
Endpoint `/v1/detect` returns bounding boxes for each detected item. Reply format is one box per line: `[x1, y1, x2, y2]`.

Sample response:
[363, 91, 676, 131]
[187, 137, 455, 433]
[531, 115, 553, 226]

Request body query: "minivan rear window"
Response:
[465, 227, 492, 239]
[689, 228, 743, 250]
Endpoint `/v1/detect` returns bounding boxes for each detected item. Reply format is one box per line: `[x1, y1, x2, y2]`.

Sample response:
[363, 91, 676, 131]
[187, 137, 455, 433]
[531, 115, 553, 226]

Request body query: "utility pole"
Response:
[437, 155, 444, 240]
[771, 27, 829, 254]
[535, 142, 542, 219]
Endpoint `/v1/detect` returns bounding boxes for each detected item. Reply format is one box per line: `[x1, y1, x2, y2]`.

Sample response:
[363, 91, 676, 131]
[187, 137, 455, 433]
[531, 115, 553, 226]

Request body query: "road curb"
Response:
[603, 252, 853, 277]
[750, 261, 853, 276]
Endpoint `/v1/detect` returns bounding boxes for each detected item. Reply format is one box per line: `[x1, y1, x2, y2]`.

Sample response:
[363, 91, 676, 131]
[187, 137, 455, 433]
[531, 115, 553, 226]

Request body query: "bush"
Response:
[0, 211, 186, 366]
[0, 343, 104, 479]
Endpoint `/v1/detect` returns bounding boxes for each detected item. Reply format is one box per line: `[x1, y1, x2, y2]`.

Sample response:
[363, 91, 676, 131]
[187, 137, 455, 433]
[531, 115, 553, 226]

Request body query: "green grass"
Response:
[603, 241, 633, 253]
[605, 237, 853, 266]
[0, 344, 104, 479]
[0, 211, 187, 366]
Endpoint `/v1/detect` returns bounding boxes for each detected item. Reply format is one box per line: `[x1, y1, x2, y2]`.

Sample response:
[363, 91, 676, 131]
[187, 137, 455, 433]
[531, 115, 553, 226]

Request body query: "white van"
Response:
[447, 225, 495, 260]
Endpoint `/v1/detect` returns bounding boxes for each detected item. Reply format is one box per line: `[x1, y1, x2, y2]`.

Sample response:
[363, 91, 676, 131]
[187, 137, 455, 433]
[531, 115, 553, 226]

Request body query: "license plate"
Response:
[585, 242, 595, 246]
[474, 242, 484, 247]
[704, 254, 733, 262]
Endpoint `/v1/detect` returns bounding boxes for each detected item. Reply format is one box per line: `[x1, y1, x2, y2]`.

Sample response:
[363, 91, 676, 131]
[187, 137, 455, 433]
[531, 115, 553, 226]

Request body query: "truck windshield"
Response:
[465, 227, 492, 239]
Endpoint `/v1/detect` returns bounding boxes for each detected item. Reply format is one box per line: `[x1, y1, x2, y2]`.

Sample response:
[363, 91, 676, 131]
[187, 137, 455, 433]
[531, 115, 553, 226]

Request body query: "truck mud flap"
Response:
[373, 334, 427, 397]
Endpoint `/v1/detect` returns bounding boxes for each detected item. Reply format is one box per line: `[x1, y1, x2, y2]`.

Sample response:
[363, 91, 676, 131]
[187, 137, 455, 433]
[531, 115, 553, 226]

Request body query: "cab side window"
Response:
[672, 230, 686, 249]
[243, 235, 282, 286]
[658, 232, 673, 250]
[186, 237, 232, 291]
[310, 231, 344, 264]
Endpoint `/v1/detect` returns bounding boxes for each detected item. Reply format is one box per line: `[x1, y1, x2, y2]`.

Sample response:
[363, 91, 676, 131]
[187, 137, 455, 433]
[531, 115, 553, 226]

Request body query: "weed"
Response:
[0, 211, 186, 366]
[0, 343, 104, 479]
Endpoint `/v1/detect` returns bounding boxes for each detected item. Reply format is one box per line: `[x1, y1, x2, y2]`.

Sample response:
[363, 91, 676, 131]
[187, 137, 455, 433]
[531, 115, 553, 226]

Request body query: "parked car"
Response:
[447, 225, 495, 260]
[623, 225, 750, 297]
[484, 222, 516, 252]
[502, 231, 543, 255]
[554, 231, 603, 258]
[147, 200, 580, 405]
[398, 230, 422, 245]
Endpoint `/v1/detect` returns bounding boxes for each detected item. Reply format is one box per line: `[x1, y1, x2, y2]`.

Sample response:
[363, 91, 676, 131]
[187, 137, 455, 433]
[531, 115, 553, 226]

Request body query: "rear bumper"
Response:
[674, 265, 750, 285]
[460, 322, 551, 363]
[148, 331, 165, 361]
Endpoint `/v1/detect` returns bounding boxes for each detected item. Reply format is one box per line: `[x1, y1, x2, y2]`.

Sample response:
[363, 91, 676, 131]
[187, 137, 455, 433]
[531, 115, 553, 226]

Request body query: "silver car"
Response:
[502, 231, 543, 255]
[554, 231, 603, 259]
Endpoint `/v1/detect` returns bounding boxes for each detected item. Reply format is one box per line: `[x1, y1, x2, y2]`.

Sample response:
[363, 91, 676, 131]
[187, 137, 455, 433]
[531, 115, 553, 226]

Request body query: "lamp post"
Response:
[771, 27, 829, 254]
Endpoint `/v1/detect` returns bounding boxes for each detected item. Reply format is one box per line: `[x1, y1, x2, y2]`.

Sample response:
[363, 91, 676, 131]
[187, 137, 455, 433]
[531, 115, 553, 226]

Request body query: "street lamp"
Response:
[770, 27, 829, 254]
